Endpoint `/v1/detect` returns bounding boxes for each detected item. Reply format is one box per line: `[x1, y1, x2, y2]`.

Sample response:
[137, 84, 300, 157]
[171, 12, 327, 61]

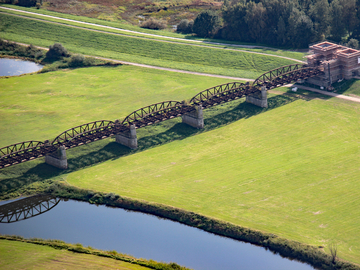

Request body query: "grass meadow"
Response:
[0, 12, 298, 79]
[1, 66, 360, 265]
[0, 239, 152, 270]
[0, 4, 306, 61]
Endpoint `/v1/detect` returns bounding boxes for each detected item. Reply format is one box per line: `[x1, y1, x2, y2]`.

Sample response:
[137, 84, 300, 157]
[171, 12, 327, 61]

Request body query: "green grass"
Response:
[0, 239, 154, 270]
[0, 13, 298, 78]
[64, 96, 360, 265]
[0, 5, 306, 61]
[0, 65, 231, 146]
[1, 66, 360, 266]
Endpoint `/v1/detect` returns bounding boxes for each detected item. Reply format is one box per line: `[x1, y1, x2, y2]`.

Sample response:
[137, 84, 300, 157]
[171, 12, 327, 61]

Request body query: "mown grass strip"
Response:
[0, 6, 306, 61]
[0, 13, 297, 79]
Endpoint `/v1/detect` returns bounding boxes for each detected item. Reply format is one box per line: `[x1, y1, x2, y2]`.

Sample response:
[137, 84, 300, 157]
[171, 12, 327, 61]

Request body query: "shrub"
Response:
[193, 10, 221, 38]
[69, 54, 85, 67]
[17, 0, 37, 7]
[346, 38, 359, 49]
[45, 43, 69, 61]
[176, 19, 193, 34]
[140, 18, 167, 30]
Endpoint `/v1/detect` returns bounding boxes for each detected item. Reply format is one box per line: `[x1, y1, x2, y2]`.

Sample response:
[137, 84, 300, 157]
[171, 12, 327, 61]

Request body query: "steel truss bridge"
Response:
[0, 64, 321, 169]
[0, 195, 60, 223]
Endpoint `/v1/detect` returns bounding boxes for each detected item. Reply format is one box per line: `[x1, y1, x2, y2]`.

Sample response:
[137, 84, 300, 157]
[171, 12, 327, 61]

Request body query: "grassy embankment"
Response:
[0, 3, 307, 61]
[0, 11, 300, 79]
[0, 236, 188, 270]
[1, 65, 360, 267]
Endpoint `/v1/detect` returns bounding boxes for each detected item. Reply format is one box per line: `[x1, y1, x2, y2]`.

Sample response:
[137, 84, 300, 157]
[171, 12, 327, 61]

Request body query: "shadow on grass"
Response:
[0, 94, 300, 197]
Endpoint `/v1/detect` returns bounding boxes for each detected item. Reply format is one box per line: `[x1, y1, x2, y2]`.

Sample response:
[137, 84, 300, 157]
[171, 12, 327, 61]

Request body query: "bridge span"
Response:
[0, 64, 321, 169]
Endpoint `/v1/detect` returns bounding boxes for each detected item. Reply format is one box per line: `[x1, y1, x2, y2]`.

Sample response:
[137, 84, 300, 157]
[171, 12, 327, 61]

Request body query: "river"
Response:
[0, 196, 314, 270]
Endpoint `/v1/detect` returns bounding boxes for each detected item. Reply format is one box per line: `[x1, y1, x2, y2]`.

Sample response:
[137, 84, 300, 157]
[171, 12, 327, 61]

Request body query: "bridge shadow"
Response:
[0, 93, 300, 197]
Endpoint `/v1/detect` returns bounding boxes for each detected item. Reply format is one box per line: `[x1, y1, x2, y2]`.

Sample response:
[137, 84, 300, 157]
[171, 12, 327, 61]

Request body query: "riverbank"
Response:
[20, 182, 357, 270]
[0, 235, 188, 270]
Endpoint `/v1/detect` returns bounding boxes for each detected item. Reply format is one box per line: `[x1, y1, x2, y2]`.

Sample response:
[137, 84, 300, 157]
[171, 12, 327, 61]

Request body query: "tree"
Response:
[45, 43, 69, 61]
[245, 2, 267, 43]
[330, 0, 346, 41]
[309, 0, 330, 40]
[17, 0, 37, 7]
[177, 19, 193, 34]
[277, 16, 287, 46]
[193, 10, 221, 38]
[346, 38, 359, 49]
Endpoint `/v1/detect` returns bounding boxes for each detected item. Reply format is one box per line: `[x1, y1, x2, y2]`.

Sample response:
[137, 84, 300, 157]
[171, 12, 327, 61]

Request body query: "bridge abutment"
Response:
[182, 106, 204, 129]
[246, 86, 268, 108]
[116, 124, 138, 149]
[45, 145, 68, 169]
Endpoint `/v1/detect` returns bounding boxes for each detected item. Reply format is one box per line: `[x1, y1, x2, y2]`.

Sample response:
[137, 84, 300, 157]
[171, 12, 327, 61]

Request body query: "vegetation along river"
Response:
[0, 196, 314, 270]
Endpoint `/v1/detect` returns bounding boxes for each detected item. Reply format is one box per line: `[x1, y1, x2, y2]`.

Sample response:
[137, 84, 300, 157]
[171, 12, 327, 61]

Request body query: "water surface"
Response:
[0, 198, 313, 270]
[0, 58, 43, 76]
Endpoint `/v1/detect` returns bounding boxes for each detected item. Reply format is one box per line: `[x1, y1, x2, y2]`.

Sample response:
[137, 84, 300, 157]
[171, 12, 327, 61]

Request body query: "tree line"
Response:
[178, 0, 360, 48]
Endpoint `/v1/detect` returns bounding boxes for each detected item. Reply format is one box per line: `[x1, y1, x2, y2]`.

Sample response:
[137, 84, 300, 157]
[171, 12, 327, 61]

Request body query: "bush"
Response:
[45, 43, 69, 61]
[346, 38, 359, 49]
[140, 18, 167, 30]
[193, 10, 221, 38]
[69, 54, 85, 67]
[176, 19, 193, 34]
[17, 0, 37, 7]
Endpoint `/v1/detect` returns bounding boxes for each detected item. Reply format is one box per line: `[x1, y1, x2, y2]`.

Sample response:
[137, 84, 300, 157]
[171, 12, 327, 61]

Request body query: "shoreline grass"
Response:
[0, 236, 188, 270]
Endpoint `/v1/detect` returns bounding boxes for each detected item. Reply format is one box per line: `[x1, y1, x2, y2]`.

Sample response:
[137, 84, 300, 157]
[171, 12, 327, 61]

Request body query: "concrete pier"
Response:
[116, 124, 138, 149]
[246, 86, 268, 108]
[45, 145, 68, 169]
[182, 106, 204, 129]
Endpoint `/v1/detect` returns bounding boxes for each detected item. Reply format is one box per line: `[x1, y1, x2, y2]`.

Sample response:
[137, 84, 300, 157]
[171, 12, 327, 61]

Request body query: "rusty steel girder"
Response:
[51, 120, 122, 148]
[0, 195, 60, 223]
[0, 141, 54, 169]
[122, 101, 194, 128]
[190, 82, 246, 106]
[191, 83, 256, 108]
[253, 64, 321, 89]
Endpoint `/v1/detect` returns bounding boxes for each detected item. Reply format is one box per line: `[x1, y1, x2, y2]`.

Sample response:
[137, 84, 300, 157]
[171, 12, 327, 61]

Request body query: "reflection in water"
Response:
[0, 195, 60, 223]
[0, 198, 313, 270]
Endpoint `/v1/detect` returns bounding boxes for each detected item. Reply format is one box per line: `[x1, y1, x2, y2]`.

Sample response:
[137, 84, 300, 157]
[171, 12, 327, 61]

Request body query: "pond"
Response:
[0, 58, 43, 76]
[0, 196, 314, 270]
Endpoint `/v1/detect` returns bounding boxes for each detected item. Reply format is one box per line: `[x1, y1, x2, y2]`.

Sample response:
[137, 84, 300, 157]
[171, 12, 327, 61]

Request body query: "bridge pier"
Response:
[45, 145, 68, 169]
[246, 86, 268, 108]
[182, 106, 204, 129]
[116, 124, 138, 149]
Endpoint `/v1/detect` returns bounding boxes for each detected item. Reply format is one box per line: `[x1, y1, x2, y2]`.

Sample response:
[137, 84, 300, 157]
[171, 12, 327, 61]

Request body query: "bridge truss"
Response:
[0, 195, 61, 223]
[0, 64, 321, 169]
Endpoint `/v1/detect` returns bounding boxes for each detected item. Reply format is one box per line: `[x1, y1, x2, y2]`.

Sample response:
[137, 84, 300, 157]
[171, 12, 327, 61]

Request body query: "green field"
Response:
[0, 11, 300, 79]
[0, 65, 231, 146]
[0, 239, 152, 270]
[0, 3, 307, 61]
[1, 66, 360, 267]
[0, 5, 306, 61]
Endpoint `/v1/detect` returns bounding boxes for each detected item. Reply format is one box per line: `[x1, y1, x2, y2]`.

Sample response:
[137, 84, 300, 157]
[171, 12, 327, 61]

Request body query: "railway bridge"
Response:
[0, 64, 321, 169]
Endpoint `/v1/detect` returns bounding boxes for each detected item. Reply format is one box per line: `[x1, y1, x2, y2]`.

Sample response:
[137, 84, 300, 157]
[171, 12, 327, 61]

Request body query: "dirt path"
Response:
[7, 41, 253, 81]
[293, 84, 360, 103]
[6, 41, 360, 103]
[0, 6, 305, 63]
